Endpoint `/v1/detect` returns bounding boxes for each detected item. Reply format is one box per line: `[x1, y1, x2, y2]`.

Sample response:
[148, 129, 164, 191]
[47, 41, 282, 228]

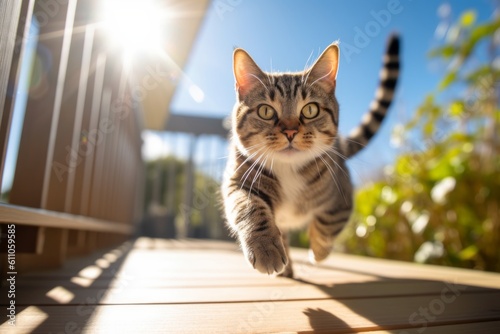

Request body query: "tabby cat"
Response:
[222, 35, 400, 277]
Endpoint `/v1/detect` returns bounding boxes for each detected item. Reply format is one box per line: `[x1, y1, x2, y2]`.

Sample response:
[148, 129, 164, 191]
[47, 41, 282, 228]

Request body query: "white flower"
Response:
[400, 201, 413, 214]
[414, 241, 444, 263]
[412, 213, 430, 234]
[366, 215, 376, 227]
[390, 124, 405, 148]
[356, 225, 367, 238]
[431, 177, 456, 205]
[382, 186, 397, 204]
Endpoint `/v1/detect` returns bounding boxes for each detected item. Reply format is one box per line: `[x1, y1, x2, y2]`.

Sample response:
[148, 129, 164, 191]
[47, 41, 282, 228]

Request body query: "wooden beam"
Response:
[0, 203, 133, 234]
[165, 113, 228, 137]
[15, 227, 68, 271]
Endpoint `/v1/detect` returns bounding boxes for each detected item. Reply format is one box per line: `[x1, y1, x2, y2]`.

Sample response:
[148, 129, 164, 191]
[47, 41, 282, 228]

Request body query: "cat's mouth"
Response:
[279, 144, 300, 154]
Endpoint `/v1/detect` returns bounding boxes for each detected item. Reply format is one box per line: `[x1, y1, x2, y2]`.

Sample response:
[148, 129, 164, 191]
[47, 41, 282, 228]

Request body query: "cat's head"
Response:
[231, 43, 340, 166]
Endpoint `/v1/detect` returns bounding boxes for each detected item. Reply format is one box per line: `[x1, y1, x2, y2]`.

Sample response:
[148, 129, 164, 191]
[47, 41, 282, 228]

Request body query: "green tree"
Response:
[337, 8, 500, 272]
[143, 156, 225, 239]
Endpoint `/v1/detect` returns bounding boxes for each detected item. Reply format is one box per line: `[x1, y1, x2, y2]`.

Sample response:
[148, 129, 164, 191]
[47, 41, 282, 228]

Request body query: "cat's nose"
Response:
[279, 120, 300, 142]
[282, 129, 298, 141]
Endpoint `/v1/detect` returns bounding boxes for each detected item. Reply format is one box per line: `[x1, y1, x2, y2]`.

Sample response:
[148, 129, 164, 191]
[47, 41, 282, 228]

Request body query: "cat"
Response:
[222, 35, 400, 277]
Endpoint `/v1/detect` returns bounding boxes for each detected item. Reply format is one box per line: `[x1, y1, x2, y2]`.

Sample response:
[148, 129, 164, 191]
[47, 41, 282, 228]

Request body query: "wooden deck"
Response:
[2, 238, 500, 333]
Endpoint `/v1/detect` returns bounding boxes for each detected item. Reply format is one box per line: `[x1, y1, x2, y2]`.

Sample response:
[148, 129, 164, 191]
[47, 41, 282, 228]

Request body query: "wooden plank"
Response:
[43, 0, 83, 212]
[133, 237, 240, 251]
[40, 0, 78, 210]
[289, 249, 500, 289]
[63, 7, 94, 214]
[7, 293, 500, 333]
[365, 321, 500, 334]
[69, 25, 98, 216]
[9, 280, 491, 306]
[0, 203, 133, 234]
[79, 51, 106, 217]
[14, 253, 378, 285]
[14, 276, 298, 289]
[9, 0, 71, 209]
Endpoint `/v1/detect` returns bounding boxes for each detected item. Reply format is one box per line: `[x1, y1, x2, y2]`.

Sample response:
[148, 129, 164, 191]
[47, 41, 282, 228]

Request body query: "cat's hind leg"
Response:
[277, 232, 294, 278]
[308, 215, 348, 263]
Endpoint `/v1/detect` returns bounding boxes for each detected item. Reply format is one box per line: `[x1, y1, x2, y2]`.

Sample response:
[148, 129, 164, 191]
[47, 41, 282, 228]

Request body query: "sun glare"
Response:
[102, 0, 165, 59]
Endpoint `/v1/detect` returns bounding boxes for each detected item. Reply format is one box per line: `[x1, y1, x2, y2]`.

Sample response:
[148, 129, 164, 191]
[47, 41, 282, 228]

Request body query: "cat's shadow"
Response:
[301, 307, 351, 333]
[289, 263, 496, 333]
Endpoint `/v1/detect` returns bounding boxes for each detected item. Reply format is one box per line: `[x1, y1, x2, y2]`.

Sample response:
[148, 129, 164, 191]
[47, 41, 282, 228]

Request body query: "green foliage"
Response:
[144, 156, 224, 238]
[144, 156, 186, 214]
[337, 8, 500, 272]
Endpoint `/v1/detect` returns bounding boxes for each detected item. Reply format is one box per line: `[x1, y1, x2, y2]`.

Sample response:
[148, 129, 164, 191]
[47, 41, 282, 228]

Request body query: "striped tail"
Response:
[341, 34, 400, 158]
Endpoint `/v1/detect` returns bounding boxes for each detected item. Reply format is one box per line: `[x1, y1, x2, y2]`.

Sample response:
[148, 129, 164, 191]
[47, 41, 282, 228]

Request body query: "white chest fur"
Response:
[273, 164, 314, 231]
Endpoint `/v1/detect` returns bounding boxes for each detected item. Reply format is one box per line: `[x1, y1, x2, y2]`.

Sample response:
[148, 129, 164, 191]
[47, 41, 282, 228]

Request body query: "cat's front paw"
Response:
[243, 236, 288, 275]
[278, 261, 294, 278]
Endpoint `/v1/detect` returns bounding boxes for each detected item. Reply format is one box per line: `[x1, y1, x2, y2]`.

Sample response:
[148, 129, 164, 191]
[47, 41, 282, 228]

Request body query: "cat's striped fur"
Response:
[222, 35, 400, 277]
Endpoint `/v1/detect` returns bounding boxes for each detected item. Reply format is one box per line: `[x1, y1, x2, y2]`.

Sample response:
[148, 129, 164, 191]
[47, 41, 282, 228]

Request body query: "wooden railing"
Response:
[0, 0, 143, 272]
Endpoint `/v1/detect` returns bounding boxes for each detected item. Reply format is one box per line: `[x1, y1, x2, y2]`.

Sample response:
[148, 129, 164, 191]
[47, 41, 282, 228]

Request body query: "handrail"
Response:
[0, 203, 133, 234]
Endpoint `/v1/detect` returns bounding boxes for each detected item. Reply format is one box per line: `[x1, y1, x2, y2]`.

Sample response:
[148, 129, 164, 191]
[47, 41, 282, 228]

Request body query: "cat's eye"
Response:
[301, 103, 320, 119]
[257, 105, 276, 120]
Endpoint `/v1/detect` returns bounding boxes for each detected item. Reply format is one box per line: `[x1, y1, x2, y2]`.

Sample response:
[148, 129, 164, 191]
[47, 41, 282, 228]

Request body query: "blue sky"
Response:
[163, 0, 496, 184]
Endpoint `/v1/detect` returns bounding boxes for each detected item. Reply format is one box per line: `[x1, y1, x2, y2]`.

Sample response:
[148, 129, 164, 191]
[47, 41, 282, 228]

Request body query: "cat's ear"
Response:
[233, 48, 265, 99]
[306, 43, 339, 93]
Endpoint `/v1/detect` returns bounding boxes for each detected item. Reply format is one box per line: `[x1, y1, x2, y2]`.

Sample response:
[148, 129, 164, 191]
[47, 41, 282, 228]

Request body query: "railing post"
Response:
[165, 134, 177, 237]
[180, 134, 197, 238]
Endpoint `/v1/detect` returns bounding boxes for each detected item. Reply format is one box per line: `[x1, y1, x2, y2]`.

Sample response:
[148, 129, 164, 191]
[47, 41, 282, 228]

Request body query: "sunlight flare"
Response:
[101, 0, 166, 58]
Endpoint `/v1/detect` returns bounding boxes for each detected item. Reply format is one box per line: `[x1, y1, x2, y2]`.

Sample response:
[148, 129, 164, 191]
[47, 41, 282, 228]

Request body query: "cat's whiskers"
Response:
[252, 150, 272, 195]
[312, 146, 349, 204]
[248, 148, 271, 195]
[239, 149, 265, 182]
[237, 141, 267, 154]
[240, 147, 269, 198]
[331, 149, 368, 186]
[320, 148, 352, 204]
[324, 145, 349, 162]
[342, 136, 368, 149]
[269, 153, 276, 176]
[327, 139, 367, 184]
[233, 144, 267, 174]
[317, 152, 346, 203]
[313, 155, 322, 178]
[321, 148, 351, 182]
